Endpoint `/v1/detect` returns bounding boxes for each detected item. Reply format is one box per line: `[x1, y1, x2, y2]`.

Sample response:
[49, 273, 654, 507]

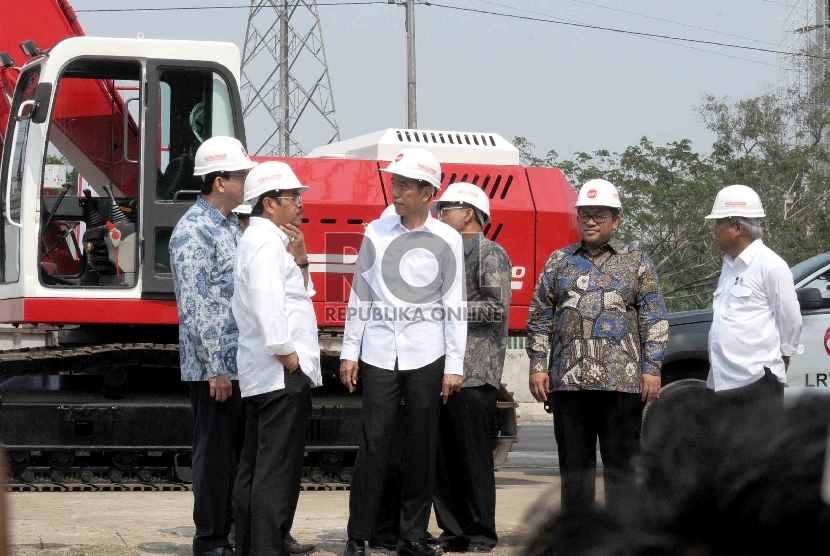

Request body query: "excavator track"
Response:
[1, 344, 519, 492]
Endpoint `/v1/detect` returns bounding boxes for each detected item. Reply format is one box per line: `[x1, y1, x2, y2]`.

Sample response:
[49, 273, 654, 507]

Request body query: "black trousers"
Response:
[372, 404, 406, 544]
[233, 369, 313, 556]
[190, 380, 244, 553]
[434, 385, 499, 548]
[551, 391, 643, 514]
[348, 357, 445, 542]
[714, 367, 785, 410]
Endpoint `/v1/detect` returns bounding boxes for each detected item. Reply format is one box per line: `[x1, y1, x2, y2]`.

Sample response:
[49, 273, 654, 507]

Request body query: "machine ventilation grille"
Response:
[442, 172, 515, 200]
[396, 130, 498, 148]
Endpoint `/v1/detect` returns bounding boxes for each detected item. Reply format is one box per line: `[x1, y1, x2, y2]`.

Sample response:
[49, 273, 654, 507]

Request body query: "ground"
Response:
[7, 424, 586, 555]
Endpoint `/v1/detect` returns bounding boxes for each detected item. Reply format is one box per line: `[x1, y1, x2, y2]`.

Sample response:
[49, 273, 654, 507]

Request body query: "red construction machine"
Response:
[0, 0, 579, 488]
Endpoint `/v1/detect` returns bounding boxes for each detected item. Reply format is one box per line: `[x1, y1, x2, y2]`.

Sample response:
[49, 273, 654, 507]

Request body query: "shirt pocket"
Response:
[728, 283, 752, 308]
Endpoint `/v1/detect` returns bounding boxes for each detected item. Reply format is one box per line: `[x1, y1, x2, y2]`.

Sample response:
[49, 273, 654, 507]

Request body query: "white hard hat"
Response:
[575, 179, 622, 209]
[705, 184, 765, 219]
[193, 136, 258, 176]
[243, 160, 310, 204]
[380, 205, 397, 218]
[429, 182, 491, 225]
[232, 203, 252, 216]
[381, 148, 442, 191]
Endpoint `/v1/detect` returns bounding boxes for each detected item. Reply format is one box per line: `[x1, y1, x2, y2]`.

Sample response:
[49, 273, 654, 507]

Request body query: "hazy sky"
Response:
[72, 0, 789, 160]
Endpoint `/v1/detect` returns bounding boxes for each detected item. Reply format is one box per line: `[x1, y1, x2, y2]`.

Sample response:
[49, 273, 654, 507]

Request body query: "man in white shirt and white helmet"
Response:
[231, 161, 323, 556]
[341, 148, 467, 556]
[706, 184, 803, 405]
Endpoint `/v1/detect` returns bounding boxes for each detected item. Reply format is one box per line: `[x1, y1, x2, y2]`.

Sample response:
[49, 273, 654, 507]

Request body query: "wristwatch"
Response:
[296, 259, 309, 269]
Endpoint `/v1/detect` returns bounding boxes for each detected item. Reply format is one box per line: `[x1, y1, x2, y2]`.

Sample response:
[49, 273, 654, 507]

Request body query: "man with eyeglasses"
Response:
[705, 184, 802, 407]
[431, 183, 511, 553]
[169, 136, 257, 556]
[232, 161, 322, 556]
[526, 178, 668, 514]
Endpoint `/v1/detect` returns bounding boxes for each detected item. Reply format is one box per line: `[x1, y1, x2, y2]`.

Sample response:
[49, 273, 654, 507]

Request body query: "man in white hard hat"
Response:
[169, 136, 257, 556]
[233, 203, 252, 231]
[340, 148, 466, 556]
[231, 161, 322, 556]
[431, 183, 511, 553]
[705, 184, 802, 405]
[526, 178, 669, 514]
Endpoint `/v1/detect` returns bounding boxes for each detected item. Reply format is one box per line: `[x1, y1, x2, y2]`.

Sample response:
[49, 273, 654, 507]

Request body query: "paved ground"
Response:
[7, 423, 602, 556]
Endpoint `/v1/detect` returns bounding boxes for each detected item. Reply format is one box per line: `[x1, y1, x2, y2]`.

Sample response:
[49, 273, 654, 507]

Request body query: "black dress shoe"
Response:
[194, 547, 235, 556]
[369, 539, 399, 551]
[466, 543, 492, 553]
[286, 533, 316, 554]
[396, 541, 444, 556]
[344, 539, 366, 556]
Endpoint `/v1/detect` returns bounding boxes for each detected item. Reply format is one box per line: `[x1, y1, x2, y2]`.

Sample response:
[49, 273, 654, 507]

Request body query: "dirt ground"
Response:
[7, 470, 564, 556]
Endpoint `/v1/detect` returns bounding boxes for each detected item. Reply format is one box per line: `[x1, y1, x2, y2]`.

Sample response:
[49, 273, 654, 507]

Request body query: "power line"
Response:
[465, 0, 777, 67]
[422, 2, 829, 60]
[485, 0, 778, 47]
[75, 1, 388, 13]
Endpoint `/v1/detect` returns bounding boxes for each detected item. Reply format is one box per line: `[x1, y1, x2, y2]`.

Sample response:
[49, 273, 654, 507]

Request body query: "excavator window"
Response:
[156, 69, 234, 202]
[38, 59, 142, 288]
[0, 68, 39, 284]
[152, 68, 236, 273]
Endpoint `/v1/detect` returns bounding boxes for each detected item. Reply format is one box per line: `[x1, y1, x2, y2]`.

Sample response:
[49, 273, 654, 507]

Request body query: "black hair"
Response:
[201, 170, 230, 195]
[250, 190, 280, 217]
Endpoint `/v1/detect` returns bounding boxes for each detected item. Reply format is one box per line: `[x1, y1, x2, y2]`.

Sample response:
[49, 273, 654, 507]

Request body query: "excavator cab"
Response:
[0, 38, 246, 320]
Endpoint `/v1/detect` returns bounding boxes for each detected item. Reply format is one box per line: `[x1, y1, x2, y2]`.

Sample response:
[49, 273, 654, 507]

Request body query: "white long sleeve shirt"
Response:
[233, 217, 322, 397]
[708, 239, 804, 392]
[341, 214, 467, 375]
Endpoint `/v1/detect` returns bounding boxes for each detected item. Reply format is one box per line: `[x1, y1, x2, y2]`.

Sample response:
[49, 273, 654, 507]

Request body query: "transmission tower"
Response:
[240, 1, 340, 157]
[779, 1, 829, 143]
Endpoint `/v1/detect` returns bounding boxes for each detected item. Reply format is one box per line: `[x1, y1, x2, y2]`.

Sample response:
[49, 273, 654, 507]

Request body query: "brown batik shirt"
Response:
[526, 238, 669, 393]
[463, 234, 512, 389]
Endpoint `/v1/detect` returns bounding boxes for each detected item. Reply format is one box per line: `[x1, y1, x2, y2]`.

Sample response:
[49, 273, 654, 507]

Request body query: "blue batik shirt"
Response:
[170, 197, 242, 382]
[526, 238, 669, 393]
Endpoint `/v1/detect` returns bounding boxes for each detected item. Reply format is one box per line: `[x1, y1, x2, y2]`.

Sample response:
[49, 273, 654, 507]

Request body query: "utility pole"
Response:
[405, 0, 417, 128]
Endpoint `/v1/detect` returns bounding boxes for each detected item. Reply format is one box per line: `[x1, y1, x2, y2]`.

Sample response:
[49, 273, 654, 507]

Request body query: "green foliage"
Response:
[514, 70, 830, 312]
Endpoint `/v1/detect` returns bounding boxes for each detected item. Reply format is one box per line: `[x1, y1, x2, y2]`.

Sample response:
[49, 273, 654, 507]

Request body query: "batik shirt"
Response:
[526, 238, 669, 393]
[170, 197, 242, 382]
[463, 234, 512, 389]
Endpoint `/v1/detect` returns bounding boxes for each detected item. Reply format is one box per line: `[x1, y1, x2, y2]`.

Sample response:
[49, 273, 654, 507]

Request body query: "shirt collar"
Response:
[379, 213, 437, 233]
[197, 196, 237, 226]
[248, 216, 290, 247]
[463, 233, 483, 256]
[575, 237, 623, 256]
[725, 238, 763, 268]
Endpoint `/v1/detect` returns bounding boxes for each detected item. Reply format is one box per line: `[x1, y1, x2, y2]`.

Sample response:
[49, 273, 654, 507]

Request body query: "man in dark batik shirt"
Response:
[527, 179, 668, 514]
[431, 183, 512, 553]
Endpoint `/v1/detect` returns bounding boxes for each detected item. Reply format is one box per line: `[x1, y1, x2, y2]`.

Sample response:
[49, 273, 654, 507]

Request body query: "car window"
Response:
[803, 271, 830, 308]
[791, 253, 830, 284]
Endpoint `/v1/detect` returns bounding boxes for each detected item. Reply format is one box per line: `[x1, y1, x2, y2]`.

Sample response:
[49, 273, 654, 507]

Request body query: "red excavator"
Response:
[0, 0, 579, 489]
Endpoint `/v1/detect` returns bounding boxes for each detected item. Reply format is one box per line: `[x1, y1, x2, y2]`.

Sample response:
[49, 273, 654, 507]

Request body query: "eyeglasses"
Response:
[440, 205, 468, 217]
[226, 171, 249, 182]
[577, 211, 613, 224]
[274, 194, 303, 206]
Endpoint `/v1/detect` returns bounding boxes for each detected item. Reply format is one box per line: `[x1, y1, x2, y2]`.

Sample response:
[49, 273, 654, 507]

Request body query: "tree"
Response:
[515, 66, 830, 312]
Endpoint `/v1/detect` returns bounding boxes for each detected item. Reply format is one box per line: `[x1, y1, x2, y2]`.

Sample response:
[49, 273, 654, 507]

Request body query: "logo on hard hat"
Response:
[587, 189, 597, 199]
[724, 201, 746, 207]
[241, 146, 250, 159]
[258, 175, 282, 184]
[417, 163, 437, 175]
[395, 153, 404, 162]
[204, 154, 228, 162]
